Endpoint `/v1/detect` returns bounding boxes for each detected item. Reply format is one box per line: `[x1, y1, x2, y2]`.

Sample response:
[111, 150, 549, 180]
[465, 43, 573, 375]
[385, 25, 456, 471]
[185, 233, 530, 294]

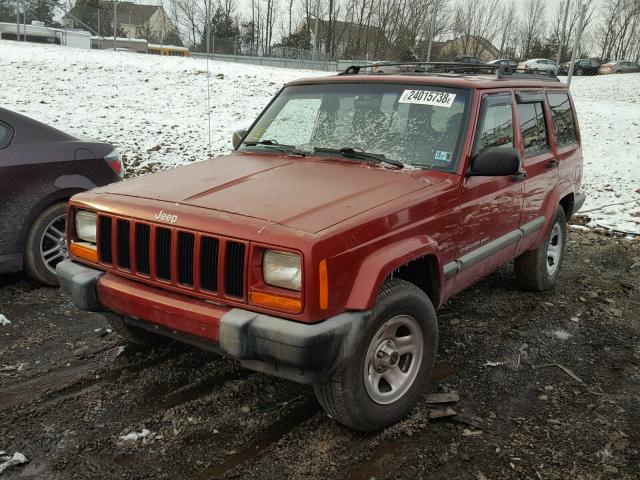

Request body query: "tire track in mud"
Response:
[192, 397, 321, 479]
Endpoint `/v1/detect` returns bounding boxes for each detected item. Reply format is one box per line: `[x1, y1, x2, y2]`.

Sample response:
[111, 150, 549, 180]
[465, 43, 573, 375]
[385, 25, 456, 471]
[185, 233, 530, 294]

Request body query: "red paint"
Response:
[68, 74, 582, 333]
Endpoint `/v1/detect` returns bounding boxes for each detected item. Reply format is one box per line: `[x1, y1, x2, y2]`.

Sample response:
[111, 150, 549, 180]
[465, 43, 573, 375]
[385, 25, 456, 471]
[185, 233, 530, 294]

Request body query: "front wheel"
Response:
[514, 206, 567, 291]
[313, 279, 438, 431]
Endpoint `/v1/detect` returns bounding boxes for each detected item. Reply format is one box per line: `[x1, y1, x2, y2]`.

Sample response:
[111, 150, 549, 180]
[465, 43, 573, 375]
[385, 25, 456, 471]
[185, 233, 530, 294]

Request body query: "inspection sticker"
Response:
[435, 151, 452, 162]
[399, 90, 456, 108]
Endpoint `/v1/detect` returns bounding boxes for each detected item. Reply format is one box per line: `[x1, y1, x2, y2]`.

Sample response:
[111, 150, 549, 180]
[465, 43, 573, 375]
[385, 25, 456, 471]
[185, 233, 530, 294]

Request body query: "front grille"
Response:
[97, 215, 246, 299]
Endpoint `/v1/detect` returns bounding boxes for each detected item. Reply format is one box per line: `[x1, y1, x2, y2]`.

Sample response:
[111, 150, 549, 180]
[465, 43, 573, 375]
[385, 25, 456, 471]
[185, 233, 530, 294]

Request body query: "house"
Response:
[63, 1, 179, 45]
[305, 17, 388, 60]
[417, 35, 500, 62]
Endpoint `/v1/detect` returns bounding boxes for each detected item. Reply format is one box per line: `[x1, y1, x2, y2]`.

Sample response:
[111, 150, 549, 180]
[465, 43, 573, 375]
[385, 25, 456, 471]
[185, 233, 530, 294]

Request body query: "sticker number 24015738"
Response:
[399, 90, 456, 107]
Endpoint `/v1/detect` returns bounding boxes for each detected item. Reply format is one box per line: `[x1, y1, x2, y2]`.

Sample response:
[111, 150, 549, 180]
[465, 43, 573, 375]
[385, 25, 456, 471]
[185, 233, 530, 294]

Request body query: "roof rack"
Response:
[338, 62, 559, 81]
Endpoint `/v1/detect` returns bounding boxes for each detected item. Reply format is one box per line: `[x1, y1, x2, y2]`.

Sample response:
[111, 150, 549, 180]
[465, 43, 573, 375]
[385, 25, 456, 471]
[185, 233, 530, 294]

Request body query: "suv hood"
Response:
[94, 153, 433, 234]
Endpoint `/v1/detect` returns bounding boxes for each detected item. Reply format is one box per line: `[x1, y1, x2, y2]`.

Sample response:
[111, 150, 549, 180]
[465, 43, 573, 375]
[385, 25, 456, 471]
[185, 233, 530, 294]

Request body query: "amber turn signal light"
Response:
[319, 259, 328, 310]
[69, 241, 98, 263]
[250, 291, 302, 313]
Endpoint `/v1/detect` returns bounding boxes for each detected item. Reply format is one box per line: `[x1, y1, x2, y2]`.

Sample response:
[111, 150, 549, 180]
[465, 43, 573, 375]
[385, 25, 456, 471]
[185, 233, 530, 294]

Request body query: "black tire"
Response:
[313, 279, 438, 431]
[24, 202, 68, 286]
[105, 313, 170, 347]
[514, 206, 567, 291]
[576, 68, 584, 76]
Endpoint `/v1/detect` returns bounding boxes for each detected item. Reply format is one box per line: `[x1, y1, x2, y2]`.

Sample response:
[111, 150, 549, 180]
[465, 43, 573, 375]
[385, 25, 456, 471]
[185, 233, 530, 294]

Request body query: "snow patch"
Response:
[0, 451, 28, 474]
[551, 329, 572, 340]
[118, 428, 151, 444]
[0, 314, 10, 326]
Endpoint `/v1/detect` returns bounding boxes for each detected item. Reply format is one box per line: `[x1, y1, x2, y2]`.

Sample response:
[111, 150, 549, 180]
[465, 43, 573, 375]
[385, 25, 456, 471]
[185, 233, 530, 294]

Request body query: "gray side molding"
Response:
[444, 216, 546, 281]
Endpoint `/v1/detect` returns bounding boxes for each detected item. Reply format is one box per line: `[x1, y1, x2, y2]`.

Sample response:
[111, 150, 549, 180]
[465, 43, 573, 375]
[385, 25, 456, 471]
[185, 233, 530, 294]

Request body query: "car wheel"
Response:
[576, 68, 583, 76]
[105, 313, 170, 347]
[313, 279, 438, 431]
[24, 202, 69, 286]
[514, 206, 567, 291]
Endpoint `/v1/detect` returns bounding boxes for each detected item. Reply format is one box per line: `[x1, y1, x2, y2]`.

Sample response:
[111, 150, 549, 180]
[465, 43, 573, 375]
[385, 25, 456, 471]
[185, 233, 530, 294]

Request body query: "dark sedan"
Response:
[559, 59, 600, 76]
[0, 108, 122, 285]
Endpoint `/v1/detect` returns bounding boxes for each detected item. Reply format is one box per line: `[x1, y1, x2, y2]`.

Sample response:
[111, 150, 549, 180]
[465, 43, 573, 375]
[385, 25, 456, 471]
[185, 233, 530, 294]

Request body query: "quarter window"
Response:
[517, 102, 549, 156]
[547, 92, 577, 147]
[475, 99, 514, 151]
[0, 122, 13, 149]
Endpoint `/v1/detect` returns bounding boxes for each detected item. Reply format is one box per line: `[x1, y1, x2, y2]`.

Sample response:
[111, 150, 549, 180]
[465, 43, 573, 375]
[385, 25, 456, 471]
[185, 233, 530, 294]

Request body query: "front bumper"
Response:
[57, 260, 367, 384]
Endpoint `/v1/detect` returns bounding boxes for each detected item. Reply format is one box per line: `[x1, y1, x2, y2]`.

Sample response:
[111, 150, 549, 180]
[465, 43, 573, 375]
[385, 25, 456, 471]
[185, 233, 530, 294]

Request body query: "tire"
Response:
[514, 206, 567, 291]
[576, 69, 583, 76]
[105, 313, 170, 347]
[313, 279, 438, 431]
[24, 202, 69, 286]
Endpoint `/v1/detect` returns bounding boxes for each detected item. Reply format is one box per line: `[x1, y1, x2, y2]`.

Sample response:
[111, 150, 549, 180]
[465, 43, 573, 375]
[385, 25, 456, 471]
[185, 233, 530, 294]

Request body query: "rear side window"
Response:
[0, 122, 13, 148]
[517, 102, 549, 156]
[547, 92, 577, 147]
[475, 95, 514, 152]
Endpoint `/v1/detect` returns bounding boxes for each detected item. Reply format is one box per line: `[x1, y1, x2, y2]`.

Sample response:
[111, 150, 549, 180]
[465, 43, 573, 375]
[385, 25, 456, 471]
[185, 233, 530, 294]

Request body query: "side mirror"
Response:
[232, 129, 247, 150]
[468, 147, 521, 177]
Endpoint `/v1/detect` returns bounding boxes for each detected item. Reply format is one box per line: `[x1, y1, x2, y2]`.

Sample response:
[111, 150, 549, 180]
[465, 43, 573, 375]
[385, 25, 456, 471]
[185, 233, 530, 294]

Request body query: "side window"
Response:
[0, 122, 13, 149]
[517, 102, 549, 156]
[475, 96, 514, 152]
[547, 92, 577, 148]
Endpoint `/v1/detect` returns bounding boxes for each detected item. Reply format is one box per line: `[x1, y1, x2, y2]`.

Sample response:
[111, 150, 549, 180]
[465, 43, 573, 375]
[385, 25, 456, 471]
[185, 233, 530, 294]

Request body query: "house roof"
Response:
[64, 1, 160, 25]
[307, 18, 387, 44]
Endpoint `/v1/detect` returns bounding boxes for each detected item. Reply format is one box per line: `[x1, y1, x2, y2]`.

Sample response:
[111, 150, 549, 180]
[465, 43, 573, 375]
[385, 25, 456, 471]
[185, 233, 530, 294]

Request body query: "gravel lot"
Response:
[1, 228, 638, 479]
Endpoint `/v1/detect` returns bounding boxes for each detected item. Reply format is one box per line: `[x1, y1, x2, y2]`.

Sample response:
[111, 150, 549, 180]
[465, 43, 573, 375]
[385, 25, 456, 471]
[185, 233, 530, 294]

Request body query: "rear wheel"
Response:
[576, 68, 584, 76]
[24, 202, 69, 286]
[514, 206, 567, 291]
[106, 313, 170, 347]
[313, 279, 438, 431]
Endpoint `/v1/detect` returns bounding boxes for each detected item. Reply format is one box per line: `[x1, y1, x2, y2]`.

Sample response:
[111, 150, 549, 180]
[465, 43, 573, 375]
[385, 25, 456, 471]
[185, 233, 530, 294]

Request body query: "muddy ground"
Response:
[1, 227, 638, 480]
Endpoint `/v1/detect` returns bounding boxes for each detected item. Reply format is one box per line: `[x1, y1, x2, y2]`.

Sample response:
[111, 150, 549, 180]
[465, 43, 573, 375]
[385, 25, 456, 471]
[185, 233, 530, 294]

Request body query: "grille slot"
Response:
[200, 236, 219, 292]
[135, 224, 151, 275]
[155, 227, 172, 281]
[98, 216, 112, 264]
[177, 232, 195, 286]
[116, 219, 131, 269]
[225, 242, 245, 297]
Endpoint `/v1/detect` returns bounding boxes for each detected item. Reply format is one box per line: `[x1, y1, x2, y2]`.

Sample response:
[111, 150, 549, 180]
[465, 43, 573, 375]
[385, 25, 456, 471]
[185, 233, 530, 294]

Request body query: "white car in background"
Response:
[517, 58, 558, 73]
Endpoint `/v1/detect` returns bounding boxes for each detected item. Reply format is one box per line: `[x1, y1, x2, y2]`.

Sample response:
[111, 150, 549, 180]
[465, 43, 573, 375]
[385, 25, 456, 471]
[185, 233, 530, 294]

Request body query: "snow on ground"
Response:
[1, 41, 639, 233]
[0, 313, 10, 325]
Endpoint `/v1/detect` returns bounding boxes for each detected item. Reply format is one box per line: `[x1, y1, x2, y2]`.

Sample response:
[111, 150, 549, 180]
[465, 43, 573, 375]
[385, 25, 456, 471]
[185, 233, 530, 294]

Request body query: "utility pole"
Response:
[555, 0, 571, 74]
[205, 0, 210, 55]
[312, 0, 319, 62]
[426, 0, 439, 62]
[15, 0, 20, 41]
[113, 0, 117, 50]
[567, 2, 587, 88]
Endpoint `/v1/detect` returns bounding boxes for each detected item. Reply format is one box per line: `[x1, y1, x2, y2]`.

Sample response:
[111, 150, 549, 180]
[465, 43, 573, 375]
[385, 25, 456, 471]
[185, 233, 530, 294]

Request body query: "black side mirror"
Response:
[468, 147, 522, 177]
[232, 129, 247, 150]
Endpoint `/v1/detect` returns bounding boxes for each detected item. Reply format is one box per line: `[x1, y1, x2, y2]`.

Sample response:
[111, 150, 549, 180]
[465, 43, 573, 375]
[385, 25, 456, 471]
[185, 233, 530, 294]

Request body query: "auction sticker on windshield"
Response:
[399, 90, 456, 108]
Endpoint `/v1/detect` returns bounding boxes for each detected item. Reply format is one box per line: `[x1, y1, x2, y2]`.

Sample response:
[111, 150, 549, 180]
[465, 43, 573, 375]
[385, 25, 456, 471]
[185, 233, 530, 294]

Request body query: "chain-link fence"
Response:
[1, 0, 639, 73]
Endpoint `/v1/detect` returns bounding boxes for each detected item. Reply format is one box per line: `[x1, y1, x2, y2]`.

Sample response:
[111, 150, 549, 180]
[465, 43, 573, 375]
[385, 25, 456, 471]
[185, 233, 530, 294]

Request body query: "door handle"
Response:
[511, 170, 527, 181]
[546, 159, 559, 168]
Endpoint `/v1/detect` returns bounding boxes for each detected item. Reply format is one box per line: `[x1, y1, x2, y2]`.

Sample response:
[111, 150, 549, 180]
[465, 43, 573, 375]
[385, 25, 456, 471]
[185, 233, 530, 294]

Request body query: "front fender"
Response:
[346, 235, 441, 310]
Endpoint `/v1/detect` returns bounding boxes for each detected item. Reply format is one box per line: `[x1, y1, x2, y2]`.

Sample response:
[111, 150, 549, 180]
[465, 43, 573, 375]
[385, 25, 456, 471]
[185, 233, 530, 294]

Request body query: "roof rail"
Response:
[338, 62, 559, 81]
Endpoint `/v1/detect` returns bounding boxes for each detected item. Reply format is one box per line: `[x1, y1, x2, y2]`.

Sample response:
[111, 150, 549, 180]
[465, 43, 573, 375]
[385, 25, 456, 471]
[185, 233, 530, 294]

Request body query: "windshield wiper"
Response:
[313, 147, 403, 169]
[242, 139, 307, 157]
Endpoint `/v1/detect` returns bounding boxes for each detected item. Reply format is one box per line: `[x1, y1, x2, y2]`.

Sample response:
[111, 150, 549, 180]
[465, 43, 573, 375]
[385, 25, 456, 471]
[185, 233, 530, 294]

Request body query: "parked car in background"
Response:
[0, 108, 122, 285]
[558, 59, 600, 76]
[454, 55, 483, 64]
[487, 58, 517, 68]
[598, 60, 640, 74]
[517, 58, 557, 73]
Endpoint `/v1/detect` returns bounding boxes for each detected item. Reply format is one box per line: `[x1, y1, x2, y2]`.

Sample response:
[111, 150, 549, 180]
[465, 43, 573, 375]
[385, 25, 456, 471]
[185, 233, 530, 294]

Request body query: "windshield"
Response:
[241, 83, 470, 170]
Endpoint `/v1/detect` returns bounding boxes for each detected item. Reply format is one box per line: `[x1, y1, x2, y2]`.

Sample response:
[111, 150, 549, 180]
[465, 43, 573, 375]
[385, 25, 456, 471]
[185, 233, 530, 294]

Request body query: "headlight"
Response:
[75, 210, 97, 243]
[263, 250, 301, 291]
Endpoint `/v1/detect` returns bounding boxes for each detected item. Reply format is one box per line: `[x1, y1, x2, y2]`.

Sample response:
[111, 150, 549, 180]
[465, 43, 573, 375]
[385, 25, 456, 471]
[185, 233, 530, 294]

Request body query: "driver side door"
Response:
[449, 91, 524, 292]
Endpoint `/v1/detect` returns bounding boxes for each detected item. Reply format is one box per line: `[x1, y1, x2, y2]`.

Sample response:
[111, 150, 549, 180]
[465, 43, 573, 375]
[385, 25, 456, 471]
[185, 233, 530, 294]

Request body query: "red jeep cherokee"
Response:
[58, 66, 585, 431]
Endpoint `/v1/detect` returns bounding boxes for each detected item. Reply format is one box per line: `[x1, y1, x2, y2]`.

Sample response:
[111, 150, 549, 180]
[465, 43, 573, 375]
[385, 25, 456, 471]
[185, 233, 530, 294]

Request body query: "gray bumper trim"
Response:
[219, 308, 368, 384]
[56, 259, 105, 311]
